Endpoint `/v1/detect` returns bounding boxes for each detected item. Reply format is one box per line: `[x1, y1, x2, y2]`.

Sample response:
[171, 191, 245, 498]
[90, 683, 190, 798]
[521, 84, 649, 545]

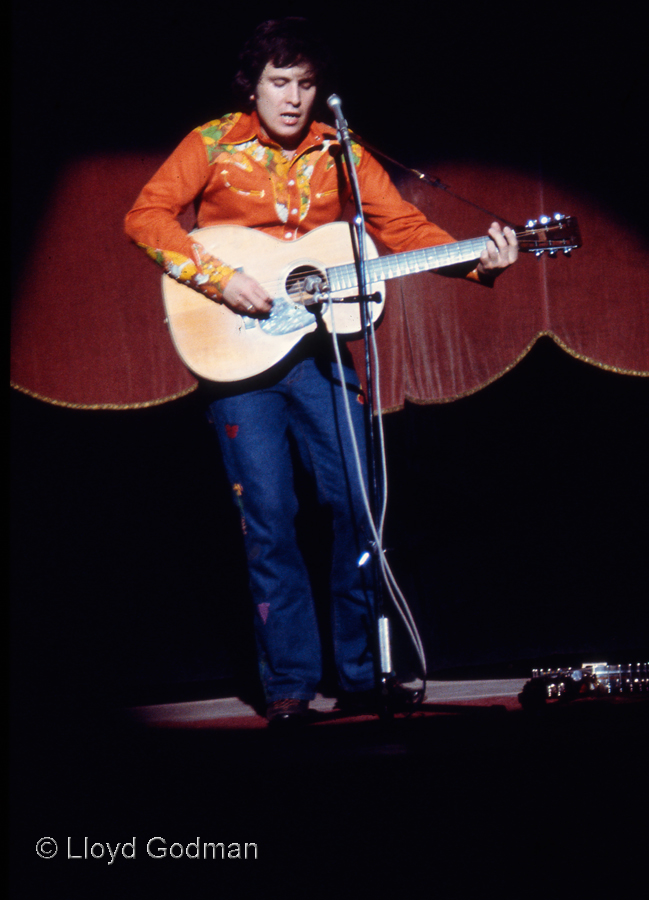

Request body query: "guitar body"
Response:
[162, 222, 384, 383]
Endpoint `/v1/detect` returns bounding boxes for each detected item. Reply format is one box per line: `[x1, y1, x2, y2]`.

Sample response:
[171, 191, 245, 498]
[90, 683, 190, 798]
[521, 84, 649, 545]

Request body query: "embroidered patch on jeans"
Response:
[257, 602, 270, 624]
[232, 483, 247, 534]
[225, 423, 239, 438]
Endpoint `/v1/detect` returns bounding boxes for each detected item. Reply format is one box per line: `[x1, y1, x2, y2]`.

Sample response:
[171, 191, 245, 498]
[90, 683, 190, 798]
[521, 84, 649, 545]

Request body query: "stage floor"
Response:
[13, 674, 648, 895]
[127, 678, 528, 728]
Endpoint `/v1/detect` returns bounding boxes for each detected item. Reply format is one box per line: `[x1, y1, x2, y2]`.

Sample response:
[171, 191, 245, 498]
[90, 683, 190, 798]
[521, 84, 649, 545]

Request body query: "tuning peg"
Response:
[553, 213, 565, 221]
[526, 219, 537, 229]
[538, 215, 551, 225]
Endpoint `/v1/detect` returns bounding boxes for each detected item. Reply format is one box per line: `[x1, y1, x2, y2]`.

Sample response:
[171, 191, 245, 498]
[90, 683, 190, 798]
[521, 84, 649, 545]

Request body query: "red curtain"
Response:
[11, 154, 648, 410]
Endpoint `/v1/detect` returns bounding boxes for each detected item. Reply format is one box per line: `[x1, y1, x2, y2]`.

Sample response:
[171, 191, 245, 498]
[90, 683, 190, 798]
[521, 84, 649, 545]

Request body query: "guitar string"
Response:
[244, 224, 562, 299]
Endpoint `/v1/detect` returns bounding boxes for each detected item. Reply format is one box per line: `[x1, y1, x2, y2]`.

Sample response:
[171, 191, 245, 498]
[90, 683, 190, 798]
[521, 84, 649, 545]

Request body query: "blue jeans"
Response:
[206, 335, 377, 702]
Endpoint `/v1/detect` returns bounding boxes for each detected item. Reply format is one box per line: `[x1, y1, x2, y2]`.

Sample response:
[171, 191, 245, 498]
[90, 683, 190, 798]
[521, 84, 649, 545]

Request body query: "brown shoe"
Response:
[266, 698, 310, 727]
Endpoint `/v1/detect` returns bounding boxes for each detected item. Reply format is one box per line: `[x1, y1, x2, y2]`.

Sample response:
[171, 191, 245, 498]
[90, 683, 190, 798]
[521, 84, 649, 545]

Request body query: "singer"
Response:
[125, 17, 518, 727]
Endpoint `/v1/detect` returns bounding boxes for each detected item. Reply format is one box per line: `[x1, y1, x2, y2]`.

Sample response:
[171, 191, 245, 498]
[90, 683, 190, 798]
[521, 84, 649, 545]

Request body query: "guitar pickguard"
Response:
[241, 294, 319, 335]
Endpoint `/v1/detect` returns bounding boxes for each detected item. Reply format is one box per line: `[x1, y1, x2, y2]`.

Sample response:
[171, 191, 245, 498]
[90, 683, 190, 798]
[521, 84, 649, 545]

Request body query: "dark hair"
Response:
[232, 18, 332, 113]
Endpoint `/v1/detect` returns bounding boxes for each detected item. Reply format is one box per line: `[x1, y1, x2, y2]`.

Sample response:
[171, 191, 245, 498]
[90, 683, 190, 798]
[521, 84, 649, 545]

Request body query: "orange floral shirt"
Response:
[125, 111, 458, 298]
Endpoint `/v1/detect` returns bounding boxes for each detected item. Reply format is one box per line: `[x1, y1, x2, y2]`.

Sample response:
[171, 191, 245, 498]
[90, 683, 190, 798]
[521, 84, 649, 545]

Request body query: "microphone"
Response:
[327, 94, 350, 141]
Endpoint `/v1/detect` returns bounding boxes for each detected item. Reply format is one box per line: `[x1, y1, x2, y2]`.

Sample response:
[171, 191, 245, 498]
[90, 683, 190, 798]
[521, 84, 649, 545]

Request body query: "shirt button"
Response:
[288, 179, 295, 186]
[284, 232, 293, 240]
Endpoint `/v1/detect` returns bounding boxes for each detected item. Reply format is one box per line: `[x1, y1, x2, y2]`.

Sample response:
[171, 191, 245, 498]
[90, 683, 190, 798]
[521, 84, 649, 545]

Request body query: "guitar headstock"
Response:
[515, 213, 582, 256]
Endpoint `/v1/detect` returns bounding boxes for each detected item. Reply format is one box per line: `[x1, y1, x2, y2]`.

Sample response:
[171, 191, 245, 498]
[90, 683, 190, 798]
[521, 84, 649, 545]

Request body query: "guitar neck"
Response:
[327, 235, 489, 292]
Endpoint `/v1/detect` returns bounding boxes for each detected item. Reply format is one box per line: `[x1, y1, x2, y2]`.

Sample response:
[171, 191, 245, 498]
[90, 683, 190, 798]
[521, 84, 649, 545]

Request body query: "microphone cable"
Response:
[327, 290, 428, 691]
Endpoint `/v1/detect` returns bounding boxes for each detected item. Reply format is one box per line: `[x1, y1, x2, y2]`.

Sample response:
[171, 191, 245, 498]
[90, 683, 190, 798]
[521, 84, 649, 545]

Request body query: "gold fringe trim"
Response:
[379, 331, 648, 415]
[10, 380, 198, 410]
[545, 332, 649, 378]
[12, 331, 647, 414]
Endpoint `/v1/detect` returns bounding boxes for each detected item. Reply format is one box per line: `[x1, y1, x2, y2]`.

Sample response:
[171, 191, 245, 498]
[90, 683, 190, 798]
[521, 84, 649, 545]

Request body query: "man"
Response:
[125, 18, 518, 726]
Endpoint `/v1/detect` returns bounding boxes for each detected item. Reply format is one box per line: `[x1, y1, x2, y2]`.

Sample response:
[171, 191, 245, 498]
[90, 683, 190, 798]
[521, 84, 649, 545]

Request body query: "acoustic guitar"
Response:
[162, 215, 581, 382]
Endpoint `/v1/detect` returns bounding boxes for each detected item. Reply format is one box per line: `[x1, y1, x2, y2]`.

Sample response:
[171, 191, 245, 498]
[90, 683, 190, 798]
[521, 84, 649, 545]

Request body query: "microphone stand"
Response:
[327, 95, 397, 714]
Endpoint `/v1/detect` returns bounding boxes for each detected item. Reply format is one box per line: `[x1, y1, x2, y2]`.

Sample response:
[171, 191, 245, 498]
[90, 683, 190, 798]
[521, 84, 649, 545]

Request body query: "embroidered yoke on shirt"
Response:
[125, 111, 459, 298]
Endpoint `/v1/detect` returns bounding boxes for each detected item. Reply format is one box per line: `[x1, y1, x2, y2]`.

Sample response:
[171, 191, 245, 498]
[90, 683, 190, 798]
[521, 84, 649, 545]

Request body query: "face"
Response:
[252, 62, 317, 150]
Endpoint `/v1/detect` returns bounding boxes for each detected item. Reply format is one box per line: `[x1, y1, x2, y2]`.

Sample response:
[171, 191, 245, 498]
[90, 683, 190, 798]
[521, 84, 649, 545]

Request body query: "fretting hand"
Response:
[476, 222, 519, 284]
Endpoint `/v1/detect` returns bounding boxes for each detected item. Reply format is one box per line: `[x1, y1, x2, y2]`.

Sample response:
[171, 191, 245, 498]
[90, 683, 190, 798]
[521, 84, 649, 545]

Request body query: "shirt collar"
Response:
[219, 111, 339, 153]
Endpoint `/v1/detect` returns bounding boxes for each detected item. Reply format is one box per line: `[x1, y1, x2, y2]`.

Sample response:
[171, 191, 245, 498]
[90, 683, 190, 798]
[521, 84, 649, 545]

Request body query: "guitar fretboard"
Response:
[326, 236, 489, 292]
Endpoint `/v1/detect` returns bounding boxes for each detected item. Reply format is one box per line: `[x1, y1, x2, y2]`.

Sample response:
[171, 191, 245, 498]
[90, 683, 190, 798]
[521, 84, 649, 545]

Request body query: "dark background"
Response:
[10, 5, 649, 898]
[12, 3, 649, 707]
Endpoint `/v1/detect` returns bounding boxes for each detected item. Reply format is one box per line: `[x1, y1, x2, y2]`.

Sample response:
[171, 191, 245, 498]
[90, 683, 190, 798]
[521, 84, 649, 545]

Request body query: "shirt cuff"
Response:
[139, 243, 237, 299]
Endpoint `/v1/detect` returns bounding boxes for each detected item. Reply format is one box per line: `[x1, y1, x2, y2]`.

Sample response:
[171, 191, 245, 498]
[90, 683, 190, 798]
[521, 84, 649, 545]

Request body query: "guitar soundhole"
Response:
[285, 264, 327, 307]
